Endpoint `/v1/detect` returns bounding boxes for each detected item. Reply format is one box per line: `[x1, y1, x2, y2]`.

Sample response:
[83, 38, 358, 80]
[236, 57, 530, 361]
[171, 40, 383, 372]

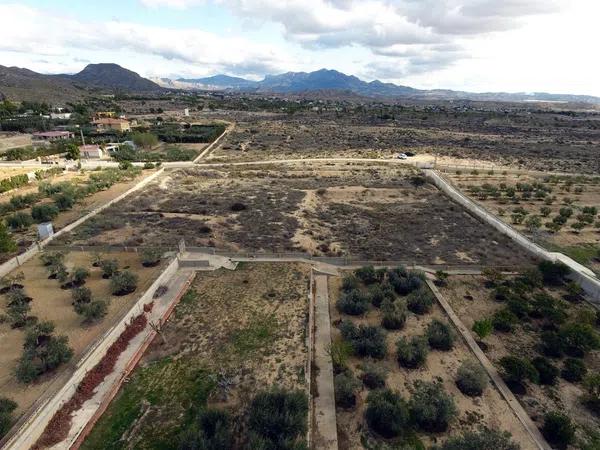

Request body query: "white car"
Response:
[397, 153, 408, 160]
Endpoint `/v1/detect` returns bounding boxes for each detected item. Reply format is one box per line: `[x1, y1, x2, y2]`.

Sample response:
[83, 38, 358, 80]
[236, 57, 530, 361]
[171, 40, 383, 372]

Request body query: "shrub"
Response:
[541, 412, 575, 449]
[389, 270, 424, 295]
[426, 319, 455, 351]
[110, 270, 138, 296]
[432, 427, 519, 450]
[230, 202, 246, 212]
[583, 374, 600, 415]
[0, 223, 16, 253]
[71, 267, 90, 287]
[561, 358, 587, 382]
[365, 389, 409, 438]
[499, 356, 539, 392]
[79, 300, 108, 323]
[409, 380, 457, 432]
[456, 360, 488, 397]
[72, 286, 92, 307]
[559, 322, 600, 357]
[99, 259, 119, 278]
[31, 204, 59, 223]
[336, 289, 370, 315]
[178, 408, 232, 450]
[538, 261, 570, 286]
[492, 308, 518, 332]
[354, 265, 378, 285]
[53, 192, 75, 211]
[360, 361, 387, 389]
[141, 248, 162, 267]
[340, 321, 387, 359]
[532, 357, 559, 385]
[247, 388, 307, 450]
[341, 274, 359, 292]
[539, 330, 565, 358]
[40, 251, 64, 267]
[406, 287, 434, 315]
[15, 321, 73, 383]
[0, 396, 17, 438]
[368, 282, 394, 308]
[435, 270, 448, 286]
[334, 372, 360, 408]
[6, 212, 33, 230]
[530, 293, 567, 324]
[396, 336, 428, 369]
[506, 295, 531, 319]
[472, 319, 493, 340]
[380, 298, 407, 330]
[329, 339, 353, 374]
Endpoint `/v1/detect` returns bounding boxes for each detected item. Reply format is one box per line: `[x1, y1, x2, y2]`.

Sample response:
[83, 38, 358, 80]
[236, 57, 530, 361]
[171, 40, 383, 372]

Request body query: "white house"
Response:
[50, 112, 72, 120]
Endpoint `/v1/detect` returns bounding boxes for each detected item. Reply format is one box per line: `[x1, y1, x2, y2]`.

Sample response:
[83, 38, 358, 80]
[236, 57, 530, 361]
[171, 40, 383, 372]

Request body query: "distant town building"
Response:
[50, 112, 72, 120]
[79, 144, 105, 159]
[32, 131, 74, 141]
[92, 118, 131, 133]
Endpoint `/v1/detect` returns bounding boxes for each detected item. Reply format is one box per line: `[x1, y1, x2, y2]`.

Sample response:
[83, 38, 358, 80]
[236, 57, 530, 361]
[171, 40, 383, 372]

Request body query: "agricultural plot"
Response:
[0, 250, 163, 433]
[0, 167, 153, 264]
[329, 267, 536, 449]
[447, 171, 600, 274]
[81, 262, 310, 450]
[55, 164, 535, 266]
[439, 264, 600, 449]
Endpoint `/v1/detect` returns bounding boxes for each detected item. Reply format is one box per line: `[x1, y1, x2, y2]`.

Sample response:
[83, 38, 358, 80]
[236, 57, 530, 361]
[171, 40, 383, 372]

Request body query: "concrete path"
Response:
[426, 279, 551, 450]
[312, 274, 338, 450]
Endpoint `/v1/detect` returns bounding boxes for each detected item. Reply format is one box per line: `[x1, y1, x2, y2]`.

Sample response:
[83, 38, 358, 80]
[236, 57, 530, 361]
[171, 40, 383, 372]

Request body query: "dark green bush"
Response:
[456, 360, 488, 397]
[110, 270, 138, 296]
[409, 380, 457, 432]
[472, 319, 493, 340]
[426, 319, 455, 351]
[529, 293, 567, 324]
[360, 361, 387, 389]
[340, 320, 387, 359]
[541, 412, 575, 449]
[396, 336, 428, 369]
[432, 427, 519, 450]
[247, 388, 307, 450]
[78, 300, 108, 323]
[406, 287, 434, 315]
[334, 372, 360, 409]
[365, 389, 409, 438]
[559, 322, 600, 357]
[389, 270, 425, 295]
[341, 274, 359, 292]
[70, 267, 90, 287]
[336, 289, 370, 315]
[99, 259, 119, 278]
[532, 357, 559, 385]
[31, 204, 59, 223]
[539, 331, 565, 358]
[354, 266, 378, 285]
[538, 261, 570, 286]
[380, 298, 407, 330]
[141, 248, 162, 267]
[506, 295, 531, 319]
[492, 308, 518, 332]
[178, 408, 233, 450]
[368, 281, 394, 308]
[71, 286, 92, 306]
[0, 396, 17, 438]
[561, 358, 587, 382]
[499, 356, 539, 392]
[583, 374, 600, 415]
[6, 212, 33, 230]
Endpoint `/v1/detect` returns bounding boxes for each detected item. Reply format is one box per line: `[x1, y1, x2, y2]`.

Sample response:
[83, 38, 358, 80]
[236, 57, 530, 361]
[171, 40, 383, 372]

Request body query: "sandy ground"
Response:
[0, 134, 32, 152]
[328, 275, 537, 450]
[0, 251, 164, 419]
[439, 275, 600, 448]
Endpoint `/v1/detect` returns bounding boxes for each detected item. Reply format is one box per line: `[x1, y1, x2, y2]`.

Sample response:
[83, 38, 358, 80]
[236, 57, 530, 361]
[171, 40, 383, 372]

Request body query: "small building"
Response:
[32, 131, 74, 141]
[184, 108, 190, 117]
[37, 222, 54, 240]
[79, 144, 105, 159]
[92, 118, 131, 133]
[50, 112, 72, 120]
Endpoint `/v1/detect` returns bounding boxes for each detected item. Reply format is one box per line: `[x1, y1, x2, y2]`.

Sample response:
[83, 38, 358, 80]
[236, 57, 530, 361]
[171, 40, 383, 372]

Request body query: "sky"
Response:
[0, 0, 599, 96]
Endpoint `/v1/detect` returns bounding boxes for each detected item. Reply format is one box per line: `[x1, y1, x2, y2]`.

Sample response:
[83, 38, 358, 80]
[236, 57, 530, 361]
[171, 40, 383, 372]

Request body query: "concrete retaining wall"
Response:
[425, 169, 600, 304]
[0, 168, 164, 279]
[3, 256, 180, 450]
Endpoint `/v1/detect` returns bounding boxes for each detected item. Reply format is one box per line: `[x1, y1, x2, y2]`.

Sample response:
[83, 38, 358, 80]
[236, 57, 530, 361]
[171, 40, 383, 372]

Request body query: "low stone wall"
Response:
[0, 168, 164, 279]
[3, 256, 180, 450]
[425, 169, 600, 304]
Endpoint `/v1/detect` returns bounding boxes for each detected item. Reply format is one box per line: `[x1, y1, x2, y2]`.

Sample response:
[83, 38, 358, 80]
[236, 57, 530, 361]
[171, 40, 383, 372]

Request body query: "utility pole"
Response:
[80, 129, 85, 146]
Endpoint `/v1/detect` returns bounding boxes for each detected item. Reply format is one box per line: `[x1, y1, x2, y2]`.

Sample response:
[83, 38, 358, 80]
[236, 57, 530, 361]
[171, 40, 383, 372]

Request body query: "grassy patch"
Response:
[81, 357, 214, 450]
[229, 314, 279, 358]
[543, 242, 599, 267]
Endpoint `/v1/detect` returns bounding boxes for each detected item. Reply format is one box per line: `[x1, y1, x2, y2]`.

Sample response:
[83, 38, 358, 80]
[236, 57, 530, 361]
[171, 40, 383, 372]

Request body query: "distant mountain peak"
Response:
[69, 63, 161, 92]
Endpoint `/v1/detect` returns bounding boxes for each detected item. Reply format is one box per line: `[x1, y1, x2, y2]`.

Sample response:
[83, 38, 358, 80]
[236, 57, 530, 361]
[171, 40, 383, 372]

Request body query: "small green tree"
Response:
[406, 287, 433, 315]
[334, 372, 360, 409]
[365, 389, 409, 438]
[472, 319, 493, 340]
[0, 222, 16, 253]
[456, 360, 488, 397]
[426, 319, 455, 351]
[499, 356, 539, 392]
[409, 380, 457, 432]
[110, 270, 138, 296]
[380, 298, 407, 330]
[541, 412, 575, 449]
[31, 204, 59, 223]
[99, 259, 119, 278]
[396, 336, 428, 369]
[0, 397, 17, 439]
[141, 248, 162, 267]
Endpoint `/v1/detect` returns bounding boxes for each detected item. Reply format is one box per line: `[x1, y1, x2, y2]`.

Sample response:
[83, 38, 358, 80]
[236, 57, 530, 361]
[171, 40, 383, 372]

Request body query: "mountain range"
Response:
[1, 63, 599, 105]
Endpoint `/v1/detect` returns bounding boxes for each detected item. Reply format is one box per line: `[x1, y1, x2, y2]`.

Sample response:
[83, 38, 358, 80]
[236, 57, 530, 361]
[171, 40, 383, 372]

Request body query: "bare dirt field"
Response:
[55, 164, 535, 267]
[203, 106, 600, 174]
[329, 272, 536, 450]
[446, 171, 600, 274]
[0, 133, 32, 152]
[439, 273, 600, 449]
[81, 262, 310, 449]
[0, 251, 163, 422]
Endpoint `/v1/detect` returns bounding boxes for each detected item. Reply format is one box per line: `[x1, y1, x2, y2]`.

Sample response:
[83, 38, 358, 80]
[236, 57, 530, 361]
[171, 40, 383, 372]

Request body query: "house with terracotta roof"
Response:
[32, 131, 74, 141]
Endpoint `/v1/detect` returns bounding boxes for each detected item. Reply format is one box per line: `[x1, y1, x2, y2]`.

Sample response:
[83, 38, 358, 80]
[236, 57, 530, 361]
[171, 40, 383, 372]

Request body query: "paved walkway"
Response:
[426, 279, 551, 450]
[312, 274, 338, 450]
